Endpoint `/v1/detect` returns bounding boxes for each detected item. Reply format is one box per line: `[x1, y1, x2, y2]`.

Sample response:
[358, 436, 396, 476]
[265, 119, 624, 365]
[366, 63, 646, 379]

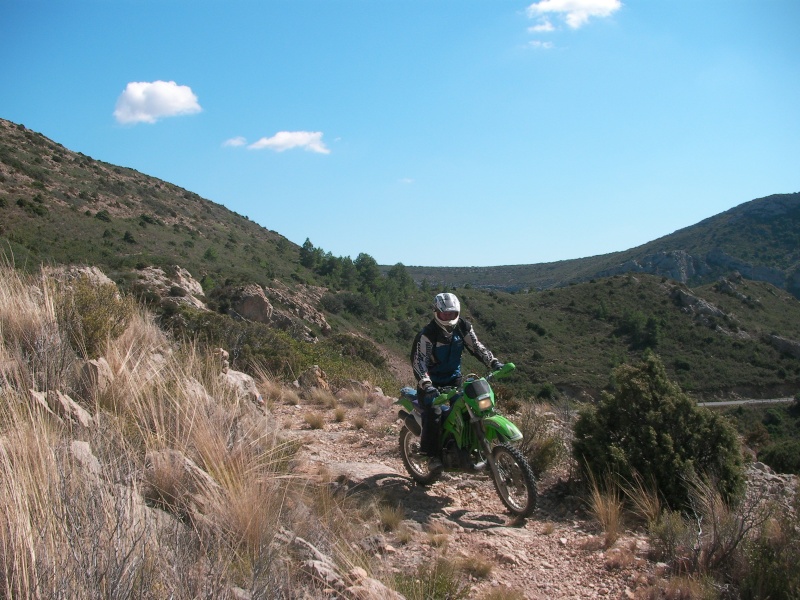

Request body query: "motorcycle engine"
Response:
[442, 439, 475, 470]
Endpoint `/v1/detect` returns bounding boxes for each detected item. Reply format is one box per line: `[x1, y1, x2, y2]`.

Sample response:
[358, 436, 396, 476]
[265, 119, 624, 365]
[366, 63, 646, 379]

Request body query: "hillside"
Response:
[2, 117, 800, 401]
[0, 118, 301, 288]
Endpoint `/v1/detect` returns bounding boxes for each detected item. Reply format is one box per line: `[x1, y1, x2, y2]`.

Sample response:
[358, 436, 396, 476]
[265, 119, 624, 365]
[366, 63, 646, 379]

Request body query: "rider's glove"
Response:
[491, 359, 504, 371]
[422, 385, 439, 405]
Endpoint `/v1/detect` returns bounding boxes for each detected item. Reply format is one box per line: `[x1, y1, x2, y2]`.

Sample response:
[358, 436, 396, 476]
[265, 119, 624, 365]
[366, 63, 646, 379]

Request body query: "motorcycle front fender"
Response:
[483, 415, 523, 444]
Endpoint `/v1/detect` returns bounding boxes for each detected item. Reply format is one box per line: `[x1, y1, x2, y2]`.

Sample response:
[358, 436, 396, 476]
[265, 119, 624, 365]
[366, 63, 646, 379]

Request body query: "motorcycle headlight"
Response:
[477, 396, 493, 411]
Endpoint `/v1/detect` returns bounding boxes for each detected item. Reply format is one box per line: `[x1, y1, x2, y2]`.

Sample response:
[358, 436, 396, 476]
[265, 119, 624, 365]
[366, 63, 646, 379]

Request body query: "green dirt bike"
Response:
[394, 363, 537, 518]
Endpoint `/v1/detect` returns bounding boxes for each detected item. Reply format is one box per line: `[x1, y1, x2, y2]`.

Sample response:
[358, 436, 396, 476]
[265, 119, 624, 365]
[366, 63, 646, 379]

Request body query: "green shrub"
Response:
[572, 351, 744, 510]
[758, 440, 800, 475]
[57, 276, 135, 358]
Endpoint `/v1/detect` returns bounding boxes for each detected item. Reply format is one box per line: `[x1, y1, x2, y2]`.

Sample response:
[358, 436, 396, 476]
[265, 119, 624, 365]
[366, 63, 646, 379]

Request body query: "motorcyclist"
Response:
[411, 292, 503, 469]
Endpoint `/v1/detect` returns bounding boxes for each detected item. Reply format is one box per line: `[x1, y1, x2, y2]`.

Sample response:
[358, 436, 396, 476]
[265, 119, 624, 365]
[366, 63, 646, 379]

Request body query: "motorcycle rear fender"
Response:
[483, 415, 523, 443]
[394, 397, 416, 413]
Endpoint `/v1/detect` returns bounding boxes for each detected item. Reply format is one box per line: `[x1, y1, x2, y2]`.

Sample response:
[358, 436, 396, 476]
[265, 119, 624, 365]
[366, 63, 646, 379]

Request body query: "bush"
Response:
[57, 276, 136, 359]
[572, 351, 744, 510]
[758, 440, 800, 475]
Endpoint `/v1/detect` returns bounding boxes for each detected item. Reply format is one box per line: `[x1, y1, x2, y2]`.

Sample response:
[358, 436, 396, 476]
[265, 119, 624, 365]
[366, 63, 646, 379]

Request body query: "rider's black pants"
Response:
[420, 402, 440, 456]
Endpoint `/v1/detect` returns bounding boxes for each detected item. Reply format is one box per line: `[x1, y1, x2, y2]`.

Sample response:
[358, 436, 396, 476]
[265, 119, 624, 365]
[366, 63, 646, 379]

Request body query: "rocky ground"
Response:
[272, 390, 664, 600]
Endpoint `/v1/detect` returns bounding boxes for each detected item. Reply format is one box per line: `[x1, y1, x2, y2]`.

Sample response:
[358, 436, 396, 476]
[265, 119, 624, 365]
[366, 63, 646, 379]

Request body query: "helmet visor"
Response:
[436, 310, 458, 322]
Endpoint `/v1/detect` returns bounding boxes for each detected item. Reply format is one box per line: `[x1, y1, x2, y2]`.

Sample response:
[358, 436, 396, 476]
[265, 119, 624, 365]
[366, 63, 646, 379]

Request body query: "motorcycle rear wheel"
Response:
[399, 425, 442, 485]
[491, 443, 537, 517]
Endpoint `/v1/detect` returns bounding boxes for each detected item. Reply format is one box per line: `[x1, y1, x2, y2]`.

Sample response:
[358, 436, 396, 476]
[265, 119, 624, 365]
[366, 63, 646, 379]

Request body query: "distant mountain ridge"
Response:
[403, 192, 800, 298]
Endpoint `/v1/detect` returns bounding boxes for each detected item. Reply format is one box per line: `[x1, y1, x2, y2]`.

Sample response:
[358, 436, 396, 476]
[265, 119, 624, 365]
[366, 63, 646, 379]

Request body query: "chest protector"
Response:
[412, 319, 474, 387]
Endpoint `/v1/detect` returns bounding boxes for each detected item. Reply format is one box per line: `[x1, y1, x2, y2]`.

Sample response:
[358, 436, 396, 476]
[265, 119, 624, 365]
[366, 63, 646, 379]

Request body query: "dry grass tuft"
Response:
[334, 407, 346, 423]
[338, 388, 368, 408]
[604, 545, 635, 570]
[586, 471, 624, 548]
[304, 412, 325, 430]
[282, 387, 302, 405]
[426, 520, 451, 549]
[623, 472, 663, 528]
[455, 553, 494, 579]
[378, 503, 405, 532]
[481, 588, 526, 600]
[306, 386, 337, 408]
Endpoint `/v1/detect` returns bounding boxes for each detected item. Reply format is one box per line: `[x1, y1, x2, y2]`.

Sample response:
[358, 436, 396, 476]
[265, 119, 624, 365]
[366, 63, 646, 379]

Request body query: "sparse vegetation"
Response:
[391, 558, 471, 600]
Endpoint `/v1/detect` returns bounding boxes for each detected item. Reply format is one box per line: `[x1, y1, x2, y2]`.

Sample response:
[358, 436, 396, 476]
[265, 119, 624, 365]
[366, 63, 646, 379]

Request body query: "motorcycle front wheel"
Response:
[491, 443, 537, 517]
[399, 425, 442, 485]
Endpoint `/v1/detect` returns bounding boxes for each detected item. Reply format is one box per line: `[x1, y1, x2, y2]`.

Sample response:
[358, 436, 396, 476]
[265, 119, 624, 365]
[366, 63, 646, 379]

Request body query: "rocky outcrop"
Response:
[597, 250, 709, 284]
[46, 265, 115, 287]
[227, 281, 330, 343]
[230, 284, 274, 322]
[706, 248, 787, 289]
[671, 288, 727, 319]
[135, 265, 207, 311]
[264, 280, 331, 335]
[765, 334, 800, 359]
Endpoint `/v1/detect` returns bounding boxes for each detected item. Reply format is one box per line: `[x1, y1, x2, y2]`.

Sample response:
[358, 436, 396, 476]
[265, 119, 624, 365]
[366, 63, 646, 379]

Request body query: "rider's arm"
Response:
[463, 322, 496, 368]
[411, 331, 434, 389]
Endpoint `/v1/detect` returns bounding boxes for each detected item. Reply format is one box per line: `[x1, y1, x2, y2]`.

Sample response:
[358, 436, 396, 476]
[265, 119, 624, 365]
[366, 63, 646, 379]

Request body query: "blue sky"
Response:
[2, 1, 798, 267]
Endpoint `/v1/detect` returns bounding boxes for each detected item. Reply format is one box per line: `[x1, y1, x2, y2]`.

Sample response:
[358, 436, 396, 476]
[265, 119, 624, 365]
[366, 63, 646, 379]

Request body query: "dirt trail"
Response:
[273, 395, 659, 599]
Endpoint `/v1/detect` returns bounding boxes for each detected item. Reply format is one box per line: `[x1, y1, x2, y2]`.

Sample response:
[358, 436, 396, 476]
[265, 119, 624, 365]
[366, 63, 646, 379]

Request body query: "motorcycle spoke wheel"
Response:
[491, 443, 537, 517]
[399, 426, 441, 485]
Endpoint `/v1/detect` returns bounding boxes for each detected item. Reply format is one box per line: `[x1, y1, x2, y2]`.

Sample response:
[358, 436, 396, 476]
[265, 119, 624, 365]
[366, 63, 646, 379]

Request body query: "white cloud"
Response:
[527, 0, 621, 29]
[223, 136, 247, 147]
[528, 40, 554, 49]
[248, 131, 330, 154]
[114, 80, 201, 124]
[529, 19, 555, 33]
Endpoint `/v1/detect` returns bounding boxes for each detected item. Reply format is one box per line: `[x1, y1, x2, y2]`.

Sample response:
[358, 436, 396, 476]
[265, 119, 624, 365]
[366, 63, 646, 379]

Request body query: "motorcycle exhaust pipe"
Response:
[399, 411, 421, 436]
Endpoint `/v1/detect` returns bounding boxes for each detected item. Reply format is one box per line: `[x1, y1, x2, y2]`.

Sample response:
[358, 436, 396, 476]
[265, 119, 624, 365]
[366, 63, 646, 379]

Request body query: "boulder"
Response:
[51, 391, 94, 428]
[221, 369, 264, 408]
[28, 389, 59, 419]
[79, 357, 115, 400]
[143, 449, 223, 528]
[346, 567, 406, 600]
[27, 389, 94, 428]
[70, 440, 102, 484]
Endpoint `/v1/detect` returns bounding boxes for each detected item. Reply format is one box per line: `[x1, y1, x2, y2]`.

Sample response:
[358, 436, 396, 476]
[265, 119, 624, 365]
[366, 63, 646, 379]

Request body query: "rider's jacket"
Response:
[411, 318, 495, 388]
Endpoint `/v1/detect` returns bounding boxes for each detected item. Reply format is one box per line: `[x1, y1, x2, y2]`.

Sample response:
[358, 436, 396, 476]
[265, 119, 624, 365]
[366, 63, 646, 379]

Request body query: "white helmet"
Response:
[433, 293, 460, 331]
